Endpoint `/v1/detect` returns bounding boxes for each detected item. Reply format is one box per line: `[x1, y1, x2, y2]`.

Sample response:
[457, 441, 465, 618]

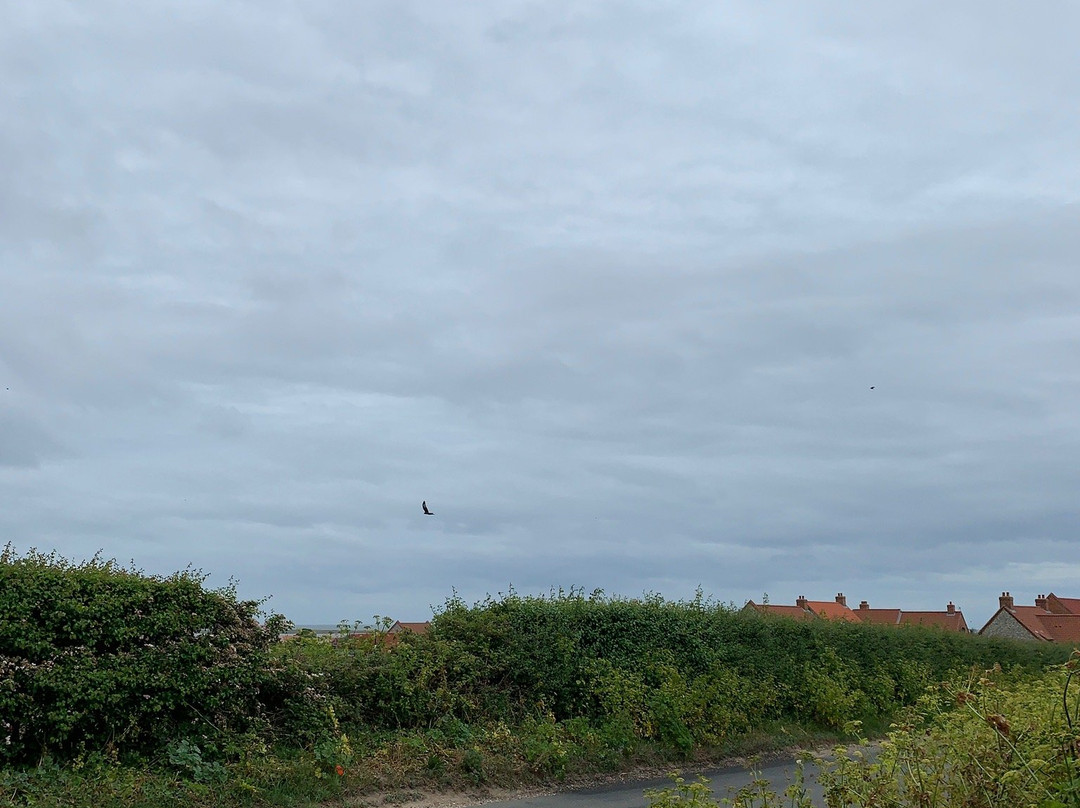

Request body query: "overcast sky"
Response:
[2, 1, 1078, 629]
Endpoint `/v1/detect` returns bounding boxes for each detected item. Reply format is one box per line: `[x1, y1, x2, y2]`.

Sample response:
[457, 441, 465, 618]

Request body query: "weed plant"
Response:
[644, 655, 1080, 807]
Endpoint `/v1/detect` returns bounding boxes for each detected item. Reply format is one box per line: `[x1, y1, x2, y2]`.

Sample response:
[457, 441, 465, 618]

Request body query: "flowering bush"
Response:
[0, 544, 286, 766]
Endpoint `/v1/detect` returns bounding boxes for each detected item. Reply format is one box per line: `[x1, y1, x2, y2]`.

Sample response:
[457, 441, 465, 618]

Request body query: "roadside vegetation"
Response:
[645, 659, 1080, 806]
[1, 545, 1074, 807]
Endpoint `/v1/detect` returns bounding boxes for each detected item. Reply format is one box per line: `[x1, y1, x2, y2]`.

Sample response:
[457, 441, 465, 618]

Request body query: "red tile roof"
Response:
[806, 601, 863, 623]
[898, 610, 969, 632]
[389, 621, 431, 634]
[1048, 595, 1080, 615]
[749, 598, 966, 630]
[744, 599, 861, 623]
[855, 608, 902, 626]
[745, 601, 816, 621]
[1034, 613, 1080, 644]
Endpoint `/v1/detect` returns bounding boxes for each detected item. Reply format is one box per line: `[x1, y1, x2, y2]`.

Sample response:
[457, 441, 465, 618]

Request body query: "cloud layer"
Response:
[2, 1, 1078, 627]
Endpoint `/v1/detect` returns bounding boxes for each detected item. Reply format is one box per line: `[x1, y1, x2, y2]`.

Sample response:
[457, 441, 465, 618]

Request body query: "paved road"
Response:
[478, 755, 828, 808]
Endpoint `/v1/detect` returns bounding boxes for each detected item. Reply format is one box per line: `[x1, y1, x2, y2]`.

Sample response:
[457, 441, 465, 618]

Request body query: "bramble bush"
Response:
[0, 544, 286, 766]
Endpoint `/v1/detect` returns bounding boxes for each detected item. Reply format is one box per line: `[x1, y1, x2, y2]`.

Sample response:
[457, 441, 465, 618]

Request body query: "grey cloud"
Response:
[1, 1, 1078, 629]
[0, 409, 66, 468]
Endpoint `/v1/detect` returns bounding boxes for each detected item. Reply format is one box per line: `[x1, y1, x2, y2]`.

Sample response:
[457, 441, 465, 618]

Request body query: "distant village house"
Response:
[978, 592, 1080, 643]
[742, 593, 861, 623]
[744, 593, 968, 632]
[388, 621, 431, 635]
[855, 599, 968, 632]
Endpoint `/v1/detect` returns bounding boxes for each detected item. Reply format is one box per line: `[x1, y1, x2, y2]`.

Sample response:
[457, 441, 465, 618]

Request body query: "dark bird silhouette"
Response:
[869, 386, 875, 390]
[422, 501, 434, 516]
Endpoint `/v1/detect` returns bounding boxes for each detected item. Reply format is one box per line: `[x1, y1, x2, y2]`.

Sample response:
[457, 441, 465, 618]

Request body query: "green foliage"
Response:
[3, 552, 1076, 808]
[519, 711, 570, 776]
[311, 705, 354, 779]
[0, 544, 286, 766]
[420, 587, 1069, 743]
[258, 586, 1071, 764]
[645, 764, 817, 808]
[164, 739, 225, 785]
[816, 659, 1080, 807]
[459, 748, 485, 784]
[799, 647, 865, 729]
[645, 773, 722, 808]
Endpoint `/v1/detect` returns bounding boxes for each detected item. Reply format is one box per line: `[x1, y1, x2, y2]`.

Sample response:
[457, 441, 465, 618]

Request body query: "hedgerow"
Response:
[0, 544, 286, 767]
[2, 550, 1075, 807]
[270, 587, 1071, 761]
[420, 588, 1069, 739]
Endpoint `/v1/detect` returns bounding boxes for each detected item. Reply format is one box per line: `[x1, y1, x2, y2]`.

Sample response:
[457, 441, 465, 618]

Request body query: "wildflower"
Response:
[336, 764, 345, 777]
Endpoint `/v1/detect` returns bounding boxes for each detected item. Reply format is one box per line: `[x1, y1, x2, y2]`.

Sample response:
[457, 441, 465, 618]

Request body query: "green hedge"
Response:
[273, 588, 1073, 755]
[0, 545, 285, 766]
[4, 546, 1072, 770]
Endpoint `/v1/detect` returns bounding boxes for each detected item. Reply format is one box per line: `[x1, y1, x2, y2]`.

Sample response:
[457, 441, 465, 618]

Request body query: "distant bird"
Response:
[422, 501, 434, 516]
[870, 386, 875, 390]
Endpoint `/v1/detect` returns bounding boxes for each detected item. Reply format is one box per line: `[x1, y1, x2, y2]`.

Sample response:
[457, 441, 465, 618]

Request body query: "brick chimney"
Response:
[999, 591, 1014, 609]
[835, 592, 847, 607]
[946, 602, 955, 614]
[1035, 594, 1048, 610]
[859, 600, 870, 610]
[796, 595, 808, 609]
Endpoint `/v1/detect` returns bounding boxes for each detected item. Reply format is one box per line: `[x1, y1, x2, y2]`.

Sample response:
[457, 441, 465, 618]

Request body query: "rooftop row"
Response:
[746, 591, 1080, 643]
[744, 593, 970, 631]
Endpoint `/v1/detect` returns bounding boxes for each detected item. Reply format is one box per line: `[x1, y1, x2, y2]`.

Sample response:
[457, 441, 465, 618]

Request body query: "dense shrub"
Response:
[273, 587, 1072, 757]
[416, 588, 1071, 742]
[0, 544, 285, 766]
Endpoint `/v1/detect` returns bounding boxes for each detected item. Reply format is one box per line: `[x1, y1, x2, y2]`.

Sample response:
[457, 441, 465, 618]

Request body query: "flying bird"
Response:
[870, 386, 875, 390]
[422, 501, 434, 516]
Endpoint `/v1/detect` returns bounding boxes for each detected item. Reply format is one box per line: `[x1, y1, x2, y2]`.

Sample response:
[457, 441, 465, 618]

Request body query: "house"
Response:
[978, 592, 1080, 643]
[742, 598, 816, 621]
[744, 594, 969, 632]
[853, 601, 902, 627]
[388, 621, 431, 635]
[854, 600, 969, 632]
[1045, 593, 1080, 615]
[743, 593, 862, 623]
[897, 603, 968, 632]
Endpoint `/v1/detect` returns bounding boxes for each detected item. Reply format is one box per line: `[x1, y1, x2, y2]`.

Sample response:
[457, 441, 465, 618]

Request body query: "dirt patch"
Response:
[339, 784, 555, 808]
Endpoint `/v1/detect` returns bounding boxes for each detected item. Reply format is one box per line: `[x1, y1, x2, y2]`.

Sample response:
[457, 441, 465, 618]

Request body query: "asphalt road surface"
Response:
[478, 755, 828, 808]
